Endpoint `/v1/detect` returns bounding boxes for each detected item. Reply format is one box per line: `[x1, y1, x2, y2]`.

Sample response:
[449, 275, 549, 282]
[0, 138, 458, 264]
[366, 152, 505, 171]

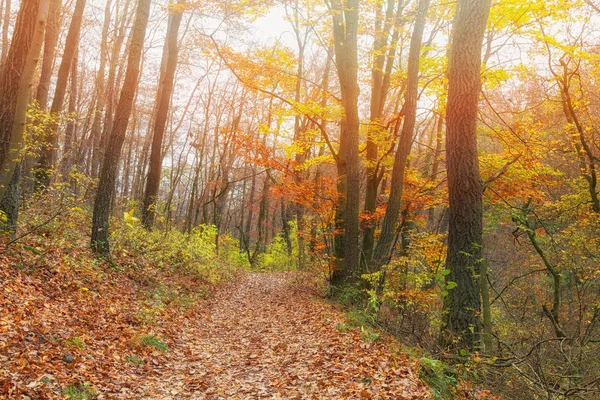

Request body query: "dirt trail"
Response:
[136, 273, 430, 399]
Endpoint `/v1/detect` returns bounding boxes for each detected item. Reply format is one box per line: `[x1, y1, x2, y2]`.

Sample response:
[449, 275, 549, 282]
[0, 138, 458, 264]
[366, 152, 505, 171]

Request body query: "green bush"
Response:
[419, 357, 457, 400]
[113, 216, 247, 283]
[257, 221, 298, 271]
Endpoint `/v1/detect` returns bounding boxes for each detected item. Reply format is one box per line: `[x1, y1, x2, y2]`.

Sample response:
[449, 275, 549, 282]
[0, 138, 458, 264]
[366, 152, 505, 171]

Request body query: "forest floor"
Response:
[1, 244, 430, 400]
[137, 273, 430, 399]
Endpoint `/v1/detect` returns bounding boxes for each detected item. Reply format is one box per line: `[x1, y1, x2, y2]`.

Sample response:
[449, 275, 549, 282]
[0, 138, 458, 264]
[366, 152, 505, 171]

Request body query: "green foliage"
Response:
[360, 326, 380, 342]
[345, 309, 371, 327]
[335, 284, 363, 307]
[63, 382, 96, 400]
[125, 355, 145, 366]
[114, 217, 246, 283]
[256, 221, 298, 271]
[419, 357, 457, 400]
[65, 336, 85, 350]
[139, 334, 168, 352]
[336, 323, 352, 332]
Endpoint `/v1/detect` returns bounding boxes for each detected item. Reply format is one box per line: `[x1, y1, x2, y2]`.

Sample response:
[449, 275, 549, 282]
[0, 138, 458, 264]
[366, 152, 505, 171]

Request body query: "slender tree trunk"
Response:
[244, 168, 256, 247]
[1, 0, 60, 233]
[34, 0, 86, 190]
[362, 0, 397, 269]
[0, 0, 48, 204]
[141, 1, 184, 228]
[441, 0, 491, 351]
[427, 113, 443, 229]
[91, 0, 151, 255]
[60, 48, 78, 176]
[95, 0, 133, 179]
[0, 0, 10, 64]
[372, 0, 431, 270]
[35, 0, 61, 109]
[90, 0, 112, 177]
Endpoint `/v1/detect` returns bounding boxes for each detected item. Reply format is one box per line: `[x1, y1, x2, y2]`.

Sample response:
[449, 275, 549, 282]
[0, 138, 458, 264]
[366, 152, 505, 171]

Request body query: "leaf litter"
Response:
[139, 273, 431, 399]
[1, 250, 430, 399]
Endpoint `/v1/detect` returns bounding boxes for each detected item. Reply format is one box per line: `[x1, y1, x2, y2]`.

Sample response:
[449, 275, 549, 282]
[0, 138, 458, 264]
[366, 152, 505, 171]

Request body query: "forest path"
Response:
[138, 272, 430, 399]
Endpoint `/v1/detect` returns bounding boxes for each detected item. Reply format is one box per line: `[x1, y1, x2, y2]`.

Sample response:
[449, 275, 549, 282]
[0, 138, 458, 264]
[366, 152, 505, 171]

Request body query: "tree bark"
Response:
[361, 0, 400, 270]
[91, 0, 151, 255]
[34, 0, 86, 190]
[35, 0, 61, 109]
[371, 0, 431, 270]
[0, 0, 10, 65]
[441, 0, 491, 351]
[329, 0, 361, 285]
[60, 48, 78, 176]
[141, 1, 184, 228]
[0, 0, 48, 204]
[89, 0, 112, 177]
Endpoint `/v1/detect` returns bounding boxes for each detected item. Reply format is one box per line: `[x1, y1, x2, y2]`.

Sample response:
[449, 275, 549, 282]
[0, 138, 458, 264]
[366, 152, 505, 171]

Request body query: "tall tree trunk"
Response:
[372, 0, 431, 270]
[1, 0, 61, 233]
[141, 1, 184, 228]
[60, 48, 78, 176]
[34, 0, 86, 190]
[290, 1, 307, 269]
[0, 0, 48, 205]
[35, 0, 61, 109]
[94, 0, 133, 179]
[441, 0, 491, 351]
[0, 0, 10, 64]
[362, 0, 399, 269]
[91, 0, 151, 255]
[329, 0, 360, 285]
[427, 112, 443, 230]
[89, 0, 112, 177]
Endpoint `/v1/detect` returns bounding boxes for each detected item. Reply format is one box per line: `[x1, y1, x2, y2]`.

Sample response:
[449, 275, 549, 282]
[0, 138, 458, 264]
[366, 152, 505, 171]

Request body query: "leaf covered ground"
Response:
[140, 273, 430, 399]
[1, 248, 430, 399]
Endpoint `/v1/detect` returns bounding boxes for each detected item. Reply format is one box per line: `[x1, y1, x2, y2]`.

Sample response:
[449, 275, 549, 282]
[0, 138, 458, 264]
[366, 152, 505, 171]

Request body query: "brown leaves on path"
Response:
[140, 272, 430, 399]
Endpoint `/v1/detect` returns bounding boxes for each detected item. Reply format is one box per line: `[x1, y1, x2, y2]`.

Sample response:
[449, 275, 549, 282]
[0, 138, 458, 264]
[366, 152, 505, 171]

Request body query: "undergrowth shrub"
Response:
[419, 358, 457, 400]
[256, 221, 298, 271]
[113, 212, 247, 283]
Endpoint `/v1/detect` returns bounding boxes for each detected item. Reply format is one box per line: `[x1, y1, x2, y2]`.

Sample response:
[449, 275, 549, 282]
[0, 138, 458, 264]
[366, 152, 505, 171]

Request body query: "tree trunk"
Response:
[371, 0, 431, 270]
[89, 0, 112, 177]
[60, 48, 78, 176]
[329, 0, 360, 285]
[91, 0, 151, 255]
[34, 0, 86, 190]
[0, 0, 48, 204]
[361, 0, 398, 270]
[441, 0, 491, 351]
[0, 0, 10, 65]
[141, 1, 184, 228]
[35, 0, 61, 109]
[94, 0, 133, 179]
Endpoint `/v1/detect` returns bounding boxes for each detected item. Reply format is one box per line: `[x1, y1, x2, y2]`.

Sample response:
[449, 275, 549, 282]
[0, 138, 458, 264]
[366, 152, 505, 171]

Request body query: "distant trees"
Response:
[371, 0, 431, 271]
